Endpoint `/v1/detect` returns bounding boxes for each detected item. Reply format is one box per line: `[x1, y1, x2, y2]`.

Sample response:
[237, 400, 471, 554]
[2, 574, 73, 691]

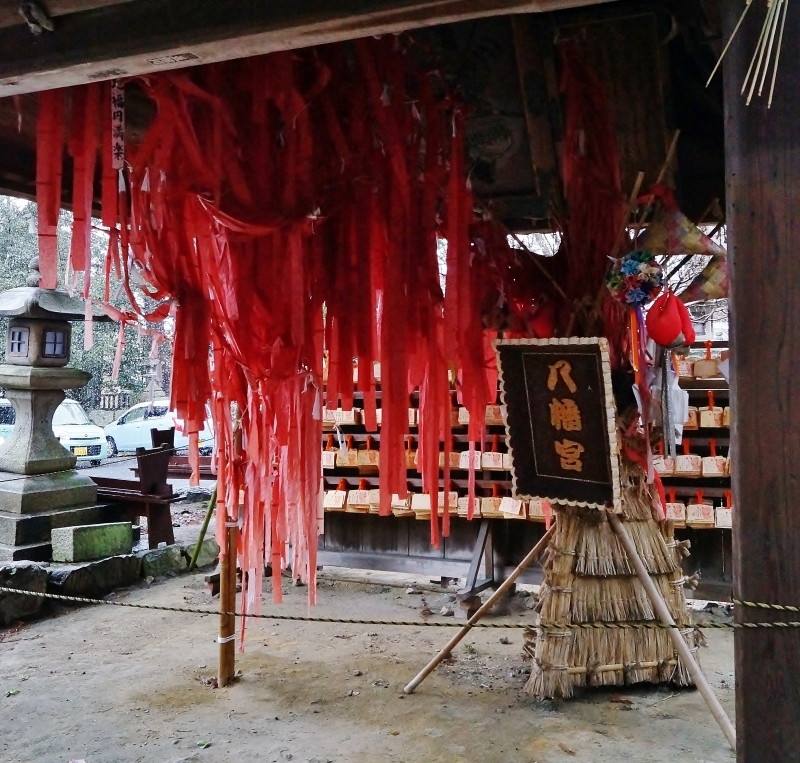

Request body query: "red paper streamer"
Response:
[36, 89, 65, 290]
[43, 40, 521, 638]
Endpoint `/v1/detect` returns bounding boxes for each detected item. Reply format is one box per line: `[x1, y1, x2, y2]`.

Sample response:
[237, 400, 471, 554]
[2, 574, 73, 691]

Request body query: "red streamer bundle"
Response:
[52, 40, 502, 629]
[36, 89, 65, 289]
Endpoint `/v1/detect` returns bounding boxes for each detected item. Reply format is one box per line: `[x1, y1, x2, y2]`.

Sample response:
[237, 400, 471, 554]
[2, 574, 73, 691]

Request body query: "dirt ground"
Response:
[0, 561, 736, 763]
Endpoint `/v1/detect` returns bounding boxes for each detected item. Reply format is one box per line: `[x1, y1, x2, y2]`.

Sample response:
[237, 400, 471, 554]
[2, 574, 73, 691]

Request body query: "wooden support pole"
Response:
[403, 523, 555, 695]
[607, 512, 736, 750]
[218, 404, 242, 688]
[723, 2, 800, 759]
[217, 519, 238, 688]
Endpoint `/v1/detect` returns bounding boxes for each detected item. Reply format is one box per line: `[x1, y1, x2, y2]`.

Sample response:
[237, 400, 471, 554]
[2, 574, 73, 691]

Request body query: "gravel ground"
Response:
[0, 567, 736, 763]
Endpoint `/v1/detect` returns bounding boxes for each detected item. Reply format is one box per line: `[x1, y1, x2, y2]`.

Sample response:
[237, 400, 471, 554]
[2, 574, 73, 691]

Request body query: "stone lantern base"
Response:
[0, 365, 124, 561]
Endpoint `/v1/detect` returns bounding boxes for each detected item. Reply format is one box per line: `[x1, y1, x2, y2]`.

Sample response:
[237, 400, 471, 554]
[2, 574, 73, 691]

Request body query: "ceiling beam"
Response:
[0, 0, 614, 96]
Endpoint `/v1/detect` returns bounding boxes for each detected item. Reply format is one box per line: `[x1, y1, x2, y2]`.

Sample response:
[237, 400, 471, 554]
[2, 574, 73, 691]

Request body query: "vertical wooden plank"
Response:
[724, 3, 800, 759]
[510, 15, 562, 214]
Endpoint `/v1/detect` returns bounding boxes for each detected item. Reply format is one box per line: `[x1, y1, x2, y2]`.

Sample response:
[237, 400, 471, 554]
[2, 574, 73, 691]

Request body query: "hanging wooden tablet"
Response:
[322, 434, 337, 471]
[324, 479, 348, 512]
[357, 435, 380, 473]
[686, 490, 715, 527]
[699, 391, 723, 428]
[653, 442, 676, 476]
[500, 496, 526, 519]
[481, 434, 505, 470]
[665, 489, 687, 528]
[715, 491, 733, 529]
[693, 343, 719, 378]
[459, 448, 481, 471]
[391, 493, 414, 517]
[481, 484, 504, 518]
[346, 479, 371, 513]
[675, 439, 702, 477]
[336, 434, 359, 468]
[701, 439, 728, 477]
[411, 492, 432, 520]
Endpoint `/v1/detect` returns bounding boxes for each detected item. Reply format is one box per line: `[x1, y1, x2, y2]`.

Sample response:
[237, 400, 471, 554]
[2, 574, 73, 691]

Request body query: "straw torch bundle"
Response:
[525, 451, 698, 698]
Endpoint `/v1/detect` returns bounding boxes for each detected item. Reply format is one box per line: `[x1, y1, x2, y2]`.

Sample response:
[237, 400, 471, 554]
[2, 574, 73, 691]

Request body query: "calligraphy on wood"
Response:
[495, 337, 621, 511]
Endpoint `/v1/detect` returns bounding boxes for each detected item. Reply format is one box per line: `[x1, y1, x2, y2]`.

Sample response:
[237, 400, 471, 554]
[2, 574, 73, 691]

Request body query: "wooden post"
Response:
[218, 404, 242, 688]
[724, 3, 800, 760]
[217, 519, 238, 688]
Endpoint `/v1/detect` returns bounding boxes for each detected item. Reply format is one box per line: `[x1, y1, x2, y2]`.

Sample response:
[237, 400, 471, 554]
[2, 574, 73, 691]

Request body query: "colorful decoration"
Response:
[680, 254, 728, 303]
[605, 250, 663, 307]
[638, 185, 726, 258]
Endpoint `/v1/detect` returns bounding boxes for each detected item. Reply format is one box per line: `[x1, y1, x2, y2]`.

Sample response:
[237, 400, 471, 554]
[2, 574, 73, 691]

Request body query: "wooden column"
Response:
[724, 4, 800, 760]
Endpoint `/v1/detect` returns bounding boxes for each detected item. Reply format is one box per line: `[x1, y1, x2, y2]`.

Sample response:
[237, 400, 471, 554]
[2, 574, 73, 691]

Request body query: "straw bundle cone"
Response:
[525, 458, 698, 699]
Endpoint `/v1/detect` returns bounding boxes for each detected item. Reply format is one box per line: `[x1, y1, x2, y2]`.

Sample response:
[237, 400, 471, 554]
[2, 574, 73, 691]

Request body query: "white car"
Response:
[0, 398, 108, 466]
[104, 399, 214, 456]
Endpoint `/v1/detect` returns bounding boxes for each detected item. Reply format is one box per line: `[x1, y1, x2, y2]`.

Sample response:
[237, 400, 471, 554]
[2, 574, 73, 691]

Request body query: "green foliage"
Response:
[0, 196, 171, 408]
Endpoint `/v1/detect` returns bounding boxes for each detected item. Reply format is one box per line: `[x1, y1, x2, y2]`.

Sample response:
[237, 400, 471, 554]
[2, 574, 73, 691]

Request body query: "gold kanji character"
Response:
[547, 360, 577, 393]
[550, 398, 582, 432]
[555, 439, 584, 472]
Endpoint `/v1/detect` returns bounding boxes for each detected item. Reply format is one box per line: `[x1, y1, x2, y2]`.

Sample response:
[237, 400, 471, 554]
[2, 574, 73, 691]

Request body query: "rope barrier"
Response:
[0, 585, 795, 629]
[733, 598, 800, 613]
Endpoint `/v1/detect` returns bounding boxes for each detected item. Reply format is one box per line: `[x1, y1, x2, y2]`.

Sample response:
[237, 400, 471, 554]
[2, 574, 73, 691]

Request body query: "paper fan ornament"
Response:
[639, 190, 726, 258]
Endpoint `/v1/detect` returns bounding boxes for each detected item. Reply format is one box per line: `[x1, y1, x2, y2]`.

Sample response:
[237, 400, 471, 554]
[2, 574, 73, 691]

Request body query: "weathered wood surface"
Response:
[724, 2, 800, 760]
[0, 0, 613, 95]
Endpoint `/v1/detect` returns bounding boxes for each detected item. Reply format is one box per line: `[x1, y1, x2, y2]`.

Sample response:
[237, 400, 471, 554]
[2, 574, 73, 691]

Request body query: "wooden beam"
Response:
[0, 0, 133, 30]
[723, 2, 800, 760]
[0, 0, 615, 96]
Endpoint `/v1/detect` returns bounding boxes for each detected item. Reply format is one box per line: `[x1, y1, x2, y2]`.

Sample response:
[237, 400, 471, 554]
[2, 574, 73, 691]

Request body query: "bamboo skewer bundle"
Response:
[525, 456, 697, 699]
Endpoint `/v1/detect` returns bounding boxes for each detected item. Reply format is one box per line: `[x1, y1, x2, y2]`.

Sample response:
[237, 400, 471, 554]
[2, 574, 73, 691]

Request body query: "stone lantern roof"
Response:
[0, 286, 111, 322]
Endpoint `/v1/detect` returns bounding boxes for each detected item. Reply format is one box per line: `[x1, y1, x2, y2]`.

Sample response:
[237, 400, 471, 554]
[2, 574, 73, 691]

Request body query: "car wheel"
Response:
[90, 460, 102, 467]
[106, 436, 118, 458]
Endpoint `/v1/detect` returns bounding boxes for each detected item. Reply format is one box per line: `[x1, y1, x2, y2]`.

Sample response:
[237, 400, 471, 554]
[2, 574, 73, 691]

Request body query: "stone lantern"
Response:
[0, 261, 115, 560]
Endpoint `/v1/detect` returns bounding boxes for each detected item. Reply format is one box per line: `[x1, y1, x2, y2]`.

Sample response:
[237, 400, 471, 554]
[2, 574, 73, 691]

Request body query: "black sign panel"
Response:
[495, 338, 620, 509]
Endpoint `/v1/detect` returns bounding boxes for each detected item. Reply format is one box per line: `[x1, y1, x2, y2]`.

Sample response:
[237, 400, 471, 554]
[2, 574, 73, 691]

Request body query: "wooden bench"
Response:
[92, 445, 180, 549]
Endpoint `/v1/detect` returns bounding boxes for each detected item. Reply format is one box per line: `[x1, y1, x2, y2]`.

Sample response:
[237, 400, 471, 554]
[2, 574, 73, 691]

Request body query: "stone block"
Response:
[0, 561, 48, 625]
[138, 544, 187, 578]
[0, 470, 98, 514]
[48, 554, 142, 598]
[0, 541, 51, 562]
[182, 538, 220, 569]
[51, 522, 133, 562]
[0, 503, 123, 546]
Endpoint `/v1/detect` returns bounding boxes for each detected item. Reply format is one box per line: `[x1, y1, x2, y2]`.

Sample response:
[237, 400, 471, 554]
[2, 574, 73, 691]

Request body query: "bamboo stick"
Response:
[706, 0, 753, 87]
[768, 0, 789, 107]
[611, 171, 645, 259]
[633, 130, 680, 242]
[607, 512, 736, 751]
[188, 483, 217, 571]
[403, 523, 556, 695]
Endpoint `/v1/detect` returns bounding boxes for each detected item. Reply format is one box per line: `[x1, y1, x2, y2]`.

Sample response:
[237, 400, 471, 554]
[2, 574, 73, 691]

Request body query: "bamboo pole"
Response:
[607, 512, 736, 751]
[403, 522, 556, 695]
[188, 483, 217, 572]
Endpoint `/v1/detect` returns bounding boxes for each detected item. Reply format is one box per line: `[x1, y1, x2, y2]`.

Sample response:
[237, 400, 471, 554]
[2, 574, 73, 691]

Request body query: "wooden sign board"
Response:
[495, 337, 621, 511]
